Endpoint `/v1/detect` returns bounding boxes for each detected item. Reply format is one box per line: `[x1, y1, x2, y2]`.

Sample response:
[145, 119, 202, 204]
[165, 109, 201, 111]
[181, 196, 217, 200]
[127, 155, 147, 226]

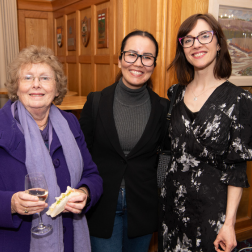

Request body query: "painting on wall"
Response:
[208, 0, 252, 86]
[219, 6, 252, 77]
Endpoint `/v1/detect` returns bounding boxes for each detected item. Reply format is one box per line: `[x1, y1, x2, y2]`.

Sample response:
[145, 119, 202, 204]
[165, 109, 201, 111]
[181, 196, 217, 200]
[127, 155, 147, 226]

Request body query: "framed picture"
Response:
[208, 0, 252, 86]
[97, 8, 108, 48]
[67, 18, 76, 51]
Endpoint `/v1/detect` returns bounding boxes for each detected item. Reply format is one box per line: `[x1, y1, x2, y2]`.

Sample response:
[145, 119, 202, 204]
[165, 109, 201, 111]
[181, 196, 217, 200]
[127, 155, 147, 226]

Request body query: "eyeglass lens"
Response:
[20, 75, 53, 83]
[180, 31, 214, 48]
[123, 52, 155, 66]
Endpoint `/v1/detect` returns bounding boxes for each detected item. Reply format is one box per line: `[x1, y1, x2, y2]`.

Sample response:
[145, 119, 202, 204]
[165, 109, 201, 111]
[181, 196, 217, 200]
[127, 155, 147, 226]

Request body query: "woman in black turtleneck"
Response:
[79, 30, 169, 252]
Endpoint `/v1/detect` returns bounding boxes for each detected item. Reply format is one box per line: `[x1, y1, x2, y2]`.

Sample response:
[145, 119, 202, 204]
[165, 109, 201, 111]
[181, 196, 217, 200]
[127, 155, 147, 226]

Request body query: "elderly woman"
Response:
[0, 45, 103, 252]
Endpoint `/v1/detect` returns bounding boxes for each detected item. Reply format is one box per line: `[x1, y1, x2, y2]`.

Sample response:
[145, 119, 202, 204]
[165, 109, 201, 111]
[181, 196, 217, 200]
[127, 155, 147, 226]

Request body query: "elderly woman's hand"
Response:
[63, 187, 89, 214]
[11, 191, 48, 215]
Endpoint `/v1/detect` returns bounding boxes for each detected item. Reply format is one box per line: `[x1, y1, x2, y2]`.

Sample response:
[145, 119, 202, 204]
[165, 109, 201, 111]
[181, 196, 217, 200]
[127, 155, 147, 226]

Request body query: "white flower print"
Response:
[209, 213, 225, 234]
[169, 160, 178, 174]
[177, 143, 200, 172]
[182, 115, 191, 134]
[200, 114, 221, 140]
[173, 234, 192, 252]
[232, 137, 243, 153]
[191, 169, 202, 192]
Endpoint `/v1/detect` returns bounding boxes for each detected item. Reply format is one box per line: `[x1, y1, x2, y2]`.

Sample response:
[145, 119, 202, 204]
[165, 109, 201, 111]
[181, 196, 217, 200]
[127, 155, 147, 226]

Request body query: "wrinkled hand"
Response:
[63, 188, 89, 214]
[11, 191, 48, 215]
[214, 223, 237, 252]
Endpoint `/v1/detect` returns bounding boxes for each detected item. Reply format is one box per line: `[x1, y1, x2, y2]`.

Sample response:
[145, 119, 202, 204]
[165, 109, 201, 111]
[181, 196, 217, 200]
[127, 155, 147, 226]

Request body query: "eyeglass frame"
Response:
[19, 75, 56, 84]
[178, 30, 216, 48]
[121, 51, 156, 67]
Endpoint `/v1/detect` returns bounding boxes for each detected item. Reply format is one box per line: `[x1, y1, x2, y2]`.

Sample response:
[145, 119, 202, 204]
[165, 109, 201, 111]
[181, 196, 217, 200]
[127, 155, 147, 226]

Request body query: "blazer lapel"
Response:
[127, 89, 163, 159]
[99, 83, 126, 159]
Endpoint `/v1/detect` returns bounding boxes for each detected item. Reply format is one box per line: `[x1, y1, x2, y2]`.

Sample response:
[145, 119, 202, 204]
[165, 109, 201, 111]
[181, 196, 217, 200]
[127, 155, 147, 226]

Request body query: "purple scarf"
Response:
[12, 101, 91, 252]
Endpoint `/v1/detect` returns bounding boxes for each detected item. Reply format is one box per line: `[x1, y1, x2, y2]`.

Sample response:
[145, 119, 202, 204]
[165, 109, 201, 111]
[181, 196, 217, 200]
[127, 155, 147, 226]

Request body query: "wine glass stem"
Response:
[38, 213, 45, 229]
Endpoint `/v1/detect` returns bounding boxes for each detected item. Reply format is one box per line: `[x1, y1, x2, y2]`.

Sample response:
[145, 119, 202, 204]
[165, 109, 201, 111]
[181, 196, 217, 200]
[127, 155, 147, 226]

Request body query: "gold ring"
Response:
[24, 209, 28, 214]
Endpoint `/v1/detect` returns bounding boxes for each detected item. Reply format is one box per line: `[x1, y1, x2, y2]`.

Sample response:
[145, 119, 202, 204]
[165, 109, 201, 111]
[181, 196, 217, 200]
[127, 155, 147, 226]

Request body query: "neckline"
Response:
[182, 80, 229, 120]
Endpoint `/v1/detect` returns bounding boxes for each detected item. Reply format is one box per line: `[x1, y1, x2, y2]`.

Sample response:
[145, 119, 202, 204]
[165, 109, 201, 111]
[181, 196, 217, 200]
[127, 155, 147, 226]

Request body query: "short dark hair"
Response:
[168, 13, 232, 85]
[115, 30, 159, 89]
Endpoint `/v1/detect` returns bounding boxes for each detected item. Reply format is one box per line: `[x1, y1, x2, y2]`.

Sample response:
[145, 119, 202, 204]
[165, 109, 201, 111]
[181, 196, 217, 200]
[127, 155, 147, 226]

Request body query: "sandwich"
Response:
[46, 186, 76, 218]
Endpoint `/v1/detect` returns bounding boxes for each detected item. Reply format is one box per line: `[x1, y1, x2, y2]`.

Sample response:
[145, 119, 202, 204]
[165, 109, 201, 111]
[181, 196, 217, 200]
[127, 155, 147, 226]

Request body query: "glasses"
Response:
[121, 51, 156, 67]
[179, 30, 215, 48]
[19, 75, 55, 84]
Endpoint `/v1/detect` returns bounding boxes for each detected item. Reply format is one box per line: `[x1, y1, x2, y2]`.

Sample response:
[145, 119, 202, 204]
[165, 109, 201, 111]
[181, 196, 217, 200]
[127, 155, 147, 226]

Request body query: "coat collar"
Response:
[0, 101, 80, 163]
[98, 82, 163, 159]
[0, 100, 26, 163]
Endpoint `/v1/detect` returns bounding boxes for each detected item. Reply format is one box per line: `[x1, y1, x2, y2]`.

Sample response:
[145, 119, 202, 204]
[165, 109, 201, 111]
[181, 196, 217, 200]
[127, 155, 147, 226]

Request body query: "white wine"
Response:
[28, 188, 48, 201]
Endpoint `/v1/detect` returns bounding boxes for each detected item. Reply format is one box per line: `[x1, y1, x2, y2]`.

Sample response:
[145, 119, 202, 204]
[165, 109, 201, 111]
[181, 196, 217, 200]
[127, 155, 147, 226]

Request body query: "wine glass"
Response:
[25, 172, 52, 235]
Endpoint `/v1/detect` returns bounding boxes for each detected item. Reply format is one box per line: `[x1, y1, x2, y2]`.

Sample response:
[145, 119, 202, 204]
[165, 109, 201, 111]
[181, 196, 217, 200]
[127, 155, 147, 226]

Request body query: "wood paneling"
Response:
[17, 0, 53, 11]
[236, 161, 252, 241]
[96, 64, 110, 91]
[25, 18, 48, 47]
[181, 0, 209, 23]
[67, 63, 78, 92]
[81, 63, 92, 95]
[17, 8, 54, 50]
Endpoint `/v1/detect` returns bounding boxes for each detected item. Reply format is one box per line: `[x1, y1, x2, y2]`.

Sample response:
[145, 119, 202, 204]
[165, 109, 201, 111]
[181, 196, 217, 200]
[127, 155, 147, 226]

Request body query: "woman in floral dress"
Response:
[160, 13, 252, 252]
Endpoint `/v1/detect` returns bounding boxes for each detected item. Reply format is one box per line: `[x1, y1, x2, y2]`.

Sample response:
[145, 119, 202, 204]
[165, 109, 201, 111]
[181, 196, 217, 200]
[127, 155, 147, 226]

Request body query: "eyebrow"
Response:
[185, 30, 210, 37]
[126, 50, 154, 56]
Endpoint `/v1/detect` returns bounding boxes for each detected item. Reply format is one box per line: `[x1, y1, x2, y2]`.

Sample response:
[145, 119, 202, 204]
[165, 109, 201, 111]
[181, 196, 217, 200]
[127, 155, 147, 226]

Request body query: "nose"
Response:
[133, 55, 143, 66]
[32, 77, 41, 88]
[193, 38, 202, 48]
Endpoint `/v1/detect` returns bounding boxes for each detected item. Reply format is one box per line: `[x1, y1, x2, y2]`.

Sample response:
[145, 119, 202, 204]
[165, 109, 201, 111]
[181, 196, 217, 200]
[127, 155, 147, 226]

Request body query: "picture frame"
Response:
[67, 18, 76, 51]
[97, 8, 108, 48]
[208, 0, 252, 86]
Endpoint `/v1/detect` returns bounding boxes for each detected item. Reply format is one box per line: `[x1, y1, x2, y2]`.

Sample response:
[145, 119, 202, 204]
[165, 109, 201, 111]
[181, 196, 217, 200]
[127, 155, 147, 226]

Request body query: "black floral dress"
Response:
[160, 81, 252, 252]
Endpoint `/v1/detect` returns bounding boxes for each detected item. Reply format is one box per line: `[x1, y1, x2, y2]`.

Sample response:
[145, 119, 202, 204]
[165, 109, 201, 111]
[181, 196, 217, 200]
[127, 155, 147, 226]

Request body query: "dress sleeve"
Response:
[221, 91, 252, 188]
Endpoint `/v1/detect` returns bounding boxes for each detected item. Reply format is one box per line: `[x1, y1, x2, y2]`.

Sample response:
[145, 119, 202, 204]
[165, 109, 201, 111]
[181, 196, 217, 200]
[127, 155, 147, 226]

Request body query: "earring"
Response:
[217, 50, 220, 57]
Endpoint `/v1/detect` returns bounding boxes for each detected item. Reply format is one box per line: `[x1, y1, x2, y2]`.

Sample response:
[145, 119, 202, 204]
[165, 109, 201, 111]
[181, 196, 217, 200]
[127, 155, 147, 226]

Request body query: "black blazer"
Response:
[79, 82, 170, 238]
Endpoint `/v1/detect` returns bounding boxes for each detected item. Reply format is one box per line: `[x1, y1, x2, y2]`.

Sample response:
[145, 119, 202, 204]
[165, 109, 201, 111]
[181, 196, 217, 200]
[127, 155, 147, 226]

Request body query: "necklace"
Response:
[38, 120, 48, 130]
[190, 85, 216, 101]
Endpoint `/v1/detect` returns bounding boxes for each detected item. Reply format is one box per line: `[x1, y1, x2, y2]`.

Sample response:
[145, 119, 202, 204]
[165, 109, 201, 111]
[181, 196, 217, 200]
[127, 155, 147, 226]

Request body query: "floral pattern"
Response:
[160, 82, 252, 252]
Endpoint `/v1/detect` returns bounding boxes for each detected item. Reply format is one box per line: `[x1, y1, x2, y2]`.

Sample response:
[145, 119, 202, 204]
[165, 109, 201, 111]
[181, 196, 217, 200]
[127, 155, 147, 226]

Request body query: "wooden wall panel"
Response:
[18, 8, 54, 51]
[236, 162, 252, 241]
[81, 63, 92, 96]
[96, 64, 110, 91]
[25, 18, 48, 47]
[68, 63, 78, 92]
[181, 0, 209, 23]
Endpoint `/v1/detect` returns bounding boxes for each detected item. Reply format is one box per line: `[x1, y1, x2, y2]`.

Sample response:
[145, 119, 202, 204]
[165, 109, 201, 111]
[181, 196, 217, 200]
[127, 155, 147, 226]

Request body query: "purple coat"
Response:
[0, 100, 103, 252]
